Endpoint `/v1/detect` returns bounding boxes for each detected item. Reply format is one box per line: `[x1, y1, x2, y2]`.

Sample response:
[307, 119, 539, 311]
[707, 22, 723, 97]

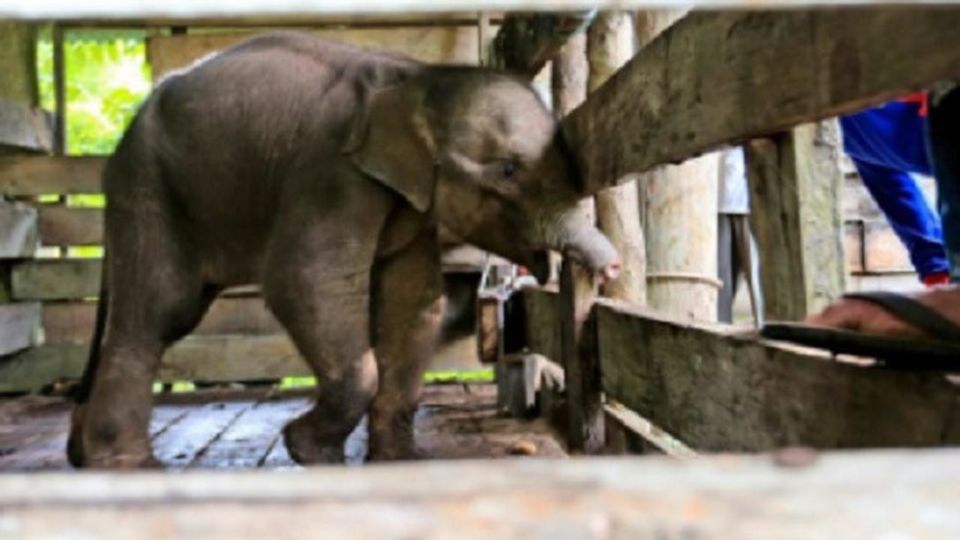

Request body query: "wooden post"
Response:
[559, 258, 603, 453]
[745, 121, 846, 320]
[550, 36, 603, 453]
[587, 12, 645, 306]
[636, 11, 720, 322]
[52, 24, 65, 156]
[490, 12, 594, 78]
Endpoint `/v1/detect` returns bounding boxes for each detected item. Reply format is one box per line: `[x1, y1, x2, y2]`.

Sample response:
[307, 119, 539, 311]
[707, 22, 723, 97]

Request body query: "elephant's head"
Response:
[345, 67, 620, 284]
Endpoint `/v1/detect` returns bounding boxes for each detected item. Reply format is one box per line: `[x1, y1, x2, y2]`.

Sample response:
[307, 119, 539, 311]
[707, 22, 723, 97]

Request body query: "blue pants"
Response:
[840, 102, 949, 279]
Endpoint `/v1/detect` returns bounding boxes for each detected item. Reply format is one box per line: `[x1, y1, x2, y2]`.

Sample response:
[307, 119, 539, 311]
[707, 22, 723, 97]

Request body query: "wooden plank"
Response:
[149, 404, 193, 439]
[38, 206, 103, 246]
[189, 397, 310, 469]
[521, 287, 560, 362]
[558, 259, 602, 453]
[42, 296, 282, 345]
[0, 335, 310, 393]
[745, 121, 845, 320]
[0, 98, 53, 153]
[7, 1, 958, 21]
[596, 299, 960, 451]
[11, 259, 100, 301]
[0, 396, 70, 471]
[603, 401, 696, 459]
[0, 200, 38, 257]
[0, 451, 957, 538]
[152, 399, 258, 469]
[842, 219, 914, 276]
[843, 174, 938, 222]
[564, 9, 960, 194]
[0, 302, 40, 356]
[148, 27, 485, 81]
[861, 219, 913, 274]
[0, 155, 104, 197]
[260, 398, 313, 469]
[844, 219, 864, 274]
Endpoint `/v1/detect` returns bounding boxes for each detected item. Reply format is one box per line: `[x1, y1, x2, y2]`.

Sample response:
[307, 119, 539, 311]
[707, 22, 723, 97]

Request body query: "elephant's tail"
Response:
[72, 258, 108, 404]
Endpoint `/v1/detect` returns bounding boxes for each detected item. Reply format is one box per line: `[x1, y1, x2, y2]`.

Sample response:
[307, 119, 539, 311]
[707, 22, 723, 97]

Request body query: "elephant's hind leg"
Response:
[264, 255, 378, 465]
[69, 202, 216, 469]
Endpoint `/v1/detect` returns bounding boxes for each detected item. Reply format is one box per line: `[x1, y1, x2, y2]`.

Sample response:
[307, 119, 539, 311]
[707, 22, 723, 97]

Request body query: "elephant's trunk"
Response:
[546, 209, 622, 282]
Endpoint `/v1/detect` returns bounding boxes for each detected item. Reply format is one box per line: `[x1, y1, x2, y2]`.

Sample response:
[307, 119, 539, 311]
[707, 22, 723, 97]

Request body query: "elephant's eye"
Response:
[501, 160, 518, 178]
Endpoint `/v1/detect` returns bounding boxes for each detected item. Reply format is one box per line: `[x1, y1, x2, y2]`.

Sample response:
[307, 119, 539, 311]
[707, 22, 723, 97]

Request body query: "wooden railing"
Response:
[520, 7, 960, 453]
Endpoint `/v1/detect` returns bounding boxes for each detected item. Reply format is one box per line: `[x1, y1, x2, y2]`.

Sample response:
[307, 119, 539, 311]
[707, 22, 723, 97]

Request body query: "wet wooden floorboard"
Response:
[0, 384, 565, 471]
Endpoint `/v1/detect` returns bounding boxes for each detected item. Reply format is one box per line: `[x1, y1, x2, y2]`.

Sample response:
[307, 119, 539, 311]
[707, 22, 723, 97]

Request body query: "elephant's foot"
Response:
[367, 412, 424, 461]
[282, 415, 346, 464]
[366, 441, 428, 462]
[67, 404, 159, 469]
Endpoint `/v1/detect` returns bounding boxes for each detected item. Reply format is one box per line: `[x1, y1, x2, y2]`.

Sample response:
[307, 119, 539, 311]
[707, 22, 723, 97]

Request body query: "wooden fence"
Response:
[0, 9, 957, 450]
[515, 8, 960, 454]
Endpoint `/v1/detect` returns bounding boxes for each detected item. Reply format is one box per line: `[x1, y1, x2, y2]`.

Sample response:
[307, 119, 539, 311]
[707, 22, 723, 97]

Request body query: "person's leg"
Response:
[928, 84, 960, 282]
[717, 214, 736, 323]
[850, 157, 949, 282]
[732, 216, 764, 327]
[797, 89, 960, 341]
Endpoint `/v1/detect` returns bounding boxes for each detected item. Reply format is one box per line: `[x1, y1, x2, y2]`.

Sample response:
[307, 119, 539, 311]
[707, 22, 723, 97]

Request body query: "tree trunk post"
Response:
[636, 11, 720, 321]
[587, 12, 646, 306]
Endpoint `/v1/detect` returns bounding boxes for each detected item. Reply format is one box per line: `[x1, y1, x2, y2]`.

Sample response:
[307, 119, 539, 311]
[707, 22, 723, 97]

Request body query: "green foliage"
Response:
[37, 30, 151, 156]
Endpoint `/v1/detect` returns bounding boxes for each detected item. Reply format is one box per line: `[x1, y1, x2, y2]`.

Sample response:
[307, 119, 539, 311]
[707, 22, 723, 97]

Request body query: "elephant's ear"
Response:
[344, 85, 437, 213]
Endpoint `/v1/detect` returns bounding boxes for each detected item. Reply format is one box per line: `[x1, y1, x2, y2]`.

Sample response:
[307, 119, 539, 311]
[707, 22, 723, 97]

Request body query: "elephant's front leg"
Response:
[368, 230, 445, 461]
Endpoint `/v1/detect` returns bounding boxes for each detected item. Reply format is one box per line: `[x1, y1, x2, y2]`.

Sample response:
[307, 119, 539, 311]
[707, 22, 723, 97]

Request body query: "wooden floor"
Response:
[0, 383, 566, 471]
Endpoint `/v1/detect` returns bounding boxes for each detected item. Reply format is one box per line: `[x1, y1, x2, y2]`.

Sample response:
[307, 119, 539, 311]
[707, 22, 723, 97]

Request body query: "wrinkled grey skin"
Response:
[68, 33, 619, 468]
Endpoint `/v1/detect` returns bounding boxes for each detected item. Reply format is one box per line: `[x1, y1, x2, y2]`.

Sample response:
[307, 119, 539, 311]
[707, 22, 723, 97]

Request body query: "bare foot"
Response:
[805, 285, 960, 339]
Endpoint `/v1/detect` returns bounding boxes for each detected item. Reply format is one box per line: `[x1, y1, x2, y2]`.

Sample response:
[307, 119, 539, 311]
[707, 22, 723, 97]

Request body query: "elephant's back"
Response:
[106, 33, 417, 282]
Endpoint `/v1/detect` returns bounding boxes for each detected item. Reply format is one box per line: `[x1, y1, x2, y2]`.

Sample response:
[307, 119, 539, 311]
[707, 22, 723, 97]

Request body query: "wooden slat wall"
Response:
[0, 156, 103, 196]
[520, 289, 960, 451]
[843, 174, 929, 278]
[42, 297, 282, 345]
[147, 26, 488, 80]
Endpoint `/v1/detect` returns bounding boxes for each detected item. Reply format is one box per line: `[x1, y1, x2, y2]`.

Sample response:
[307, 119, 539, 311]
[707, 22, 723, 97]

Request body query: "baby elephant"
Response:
[68, 32, 620, 468]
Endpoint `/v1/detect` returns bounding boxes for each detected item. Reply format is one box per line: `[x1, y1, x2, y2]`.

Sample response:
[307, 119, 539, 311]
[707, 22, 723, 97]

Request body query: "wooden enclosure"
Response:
[0, 5, 959, 536]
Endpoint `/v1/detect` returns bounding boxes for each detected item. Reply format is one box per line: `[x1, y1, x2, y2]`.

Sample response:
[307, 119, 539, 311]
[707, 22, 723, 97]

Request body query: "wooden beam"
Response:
[0, 156, 104, 196]
[41, 297, 283, 345]
[603, 400, 696, 459]
[745, 121, 845, 320]
[11, 259, 100, 301]
[37, 206, 103, 246]
[0, 22, 38, 105]
[558, 259, 603, 453]
[0, 451, 958, 537]
[564, 8, 960, 194]
[0, 334, 310, 393]
[596, 299, 960, 450]
[0, 302, 40, 356]
[6, 1, 958, 21]
[148, 27, 487, 81]
[489, 12, 593, 76]
[0, 201, 38, 258]
[0, 99, 53, 153]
